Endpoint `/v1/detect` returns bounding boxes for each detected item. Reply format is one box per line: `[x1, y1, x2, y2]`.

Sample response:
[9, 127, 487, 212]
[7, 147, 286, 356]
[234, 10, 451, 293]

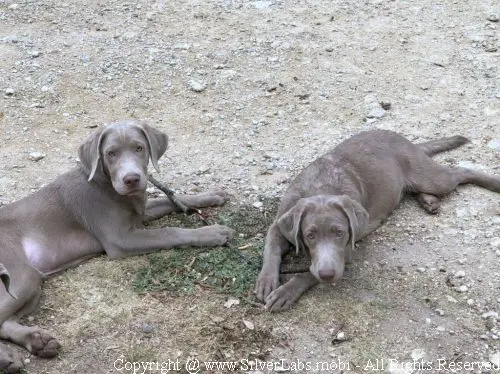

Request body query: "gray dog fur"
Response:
[0, 120, 233, 372]
[255, 130, 500, 312]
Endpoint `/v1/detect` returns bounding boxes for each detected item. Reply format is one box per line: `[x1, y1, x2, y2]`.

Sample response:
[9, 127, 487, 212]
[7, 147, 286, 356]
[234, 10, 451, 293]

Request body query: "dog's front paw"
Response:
[264, 283, 300, 312]
[27, 330, 60, 358]
[255, 271, 279, 301]
[0, 343, 24, 373]
[196, 224, 234, 246]
[203, 189, 229, 206]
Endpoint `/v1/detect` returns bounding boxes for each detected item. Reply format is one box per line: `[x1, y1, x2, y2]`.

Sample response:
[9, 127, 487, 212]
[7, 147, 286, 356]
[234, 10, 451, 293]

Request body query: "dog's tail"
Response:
[418, 135, 469, 156]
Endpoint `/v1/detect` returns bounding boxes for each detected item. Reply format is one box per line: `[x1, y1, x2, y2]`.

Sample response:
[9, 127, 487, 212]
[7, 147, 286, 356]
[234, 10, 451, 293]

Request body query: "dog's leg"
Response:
[409, 159, 500, 195]
[255, 223, 291, 301]
[416, 193, 441, 214]
[144, 190, 229, 221]
[264, 272, 319, 312]
[0, 319, 60, 359]
[0, 273, 60, 359]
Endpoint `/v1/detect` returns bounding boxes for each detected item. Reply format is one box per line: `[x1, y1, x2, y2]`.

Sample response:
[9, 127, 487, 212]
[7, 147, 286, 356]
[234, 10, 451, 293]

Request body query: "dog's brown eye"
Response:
[107, 150, 116, 157]
[136, 145, 143, 152]
[332, 227, 344, 237]
[306, 232, 316, 241]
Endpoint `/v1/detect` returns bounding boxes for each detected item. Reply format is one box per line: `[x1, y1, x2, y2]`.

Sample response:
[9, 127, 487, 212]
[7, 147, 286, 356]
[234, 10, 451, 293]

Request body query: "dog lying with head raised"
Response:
[255, 129, 500, 312]
[0, 120, 233, 373]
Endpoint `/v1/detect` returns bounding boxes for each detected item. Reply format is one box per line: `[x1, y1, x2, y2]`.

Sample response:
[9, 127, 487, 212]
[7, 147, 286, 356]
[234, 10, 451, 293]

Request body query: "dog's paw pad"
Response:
[29, 331, 61, 358]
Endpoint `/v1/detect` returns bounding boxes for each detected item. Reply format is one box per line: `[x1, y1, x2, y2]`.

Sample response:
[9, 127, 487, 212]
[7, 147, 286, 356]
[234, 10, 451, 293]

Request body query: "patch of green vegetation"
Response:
[133, 198, 279, 301]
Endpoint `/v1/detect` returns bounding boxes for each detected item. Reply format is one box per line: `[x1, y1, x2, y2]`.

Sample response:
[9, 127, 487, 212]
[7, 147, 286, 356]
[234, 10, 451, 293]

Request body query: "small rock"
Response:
[482, 311, 499, 319]
[380, 101, 392, 110]
[251, 1, 273, 10]
[467, 299, 475, 306]
[335, 331, 346, 341]
[141, 323, 154, 334]
[122, 31, 137, 39]
[8, 3, 19, 10]
[456, 285, 468, 293]
[28, 152, 45, 162]
[411, 348, 426, 360]
[366, 107, 386, 119]
[436, 326, 445, 332]
[417, 267, 426, 273]
[188, 79, 207, 92]
[490, 352, 500, 367]
[252, 201, 263, 208]
[242, 320, 254, 330]
[5, 88, 15, 96]
[487, 139, 500, 152]
[30, 50, 41, 58]
[224, 297, 240, 308]
[454, 270, 466, 278]
[435, 309, 445, 316]
[487, 14, 499, 22]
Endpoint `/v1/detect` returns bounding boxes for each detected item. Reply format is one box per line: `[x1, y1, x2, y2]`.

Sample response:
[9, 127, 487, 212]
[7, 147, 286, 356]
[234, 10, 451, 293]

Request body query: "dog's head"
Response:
[79, 120, 168, 196]
[278, 195, 368, 283]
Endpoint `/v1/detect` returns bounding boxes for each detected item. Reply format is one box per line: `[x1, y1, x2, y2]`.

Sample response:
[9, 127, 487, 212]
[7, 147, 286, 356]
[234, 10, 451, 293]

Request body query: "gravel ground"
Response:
[1, 1, 499, 373]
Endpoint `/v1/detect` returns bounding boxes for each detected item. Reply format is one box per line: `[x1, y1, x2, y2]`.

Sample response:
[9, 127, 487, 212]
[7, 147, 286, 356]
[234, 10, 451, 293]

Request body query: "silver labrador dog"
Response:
[0, 120, 233, 373]
[256, 130, 500, 312]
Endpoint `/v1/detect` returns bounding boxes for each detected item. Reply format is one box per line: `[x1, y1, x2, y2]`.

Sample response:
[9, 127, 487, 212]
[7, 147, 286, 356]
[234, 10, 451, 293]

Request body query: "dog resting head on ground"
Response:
[78, 120, 168, 195]
[278, 195, 368, 282]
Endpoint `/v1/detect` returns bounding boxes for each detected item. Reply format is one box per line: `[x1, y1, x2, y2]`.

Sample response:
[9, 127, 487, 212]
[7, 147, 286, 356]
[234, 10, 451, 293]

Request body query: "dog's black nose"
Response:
[123, 173, 141, 188]
[318, 269, 336, 282]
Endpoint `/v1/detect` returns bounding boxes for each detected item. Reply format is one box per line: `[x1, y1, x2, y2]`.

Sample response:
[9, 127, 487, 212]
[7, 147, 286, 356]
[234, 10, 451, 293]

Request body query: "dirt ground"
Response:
[1, 0, 499, 373]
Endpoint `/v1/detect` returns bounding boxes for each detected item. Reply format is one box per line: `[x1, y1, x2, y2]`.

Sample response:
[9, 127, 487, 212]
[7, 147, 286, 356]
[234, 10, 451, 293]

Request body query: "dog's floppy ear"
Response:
[78, 126, 108, 182]
[138, 123, 168, 173]
[277, 199, 312, 254]
[0, 263, 17, 300]
[328, 195, 369, 251]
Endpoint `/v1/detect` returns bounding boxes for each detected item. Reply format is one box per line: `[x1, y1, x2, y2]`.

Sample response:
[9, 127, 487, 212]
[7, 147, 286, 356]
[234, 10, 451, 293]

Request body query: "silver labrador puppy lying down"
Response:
[0, 120, 233, 373]
[255, 129, 500, 312]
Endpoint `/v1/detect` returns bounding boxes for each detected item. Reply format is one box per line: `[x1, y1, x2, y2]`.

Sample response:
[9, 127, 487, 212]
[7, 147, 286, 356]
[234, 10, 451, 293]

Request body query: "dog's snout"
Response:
[318, 269, 336, 282]
[123, 173, 141, 188]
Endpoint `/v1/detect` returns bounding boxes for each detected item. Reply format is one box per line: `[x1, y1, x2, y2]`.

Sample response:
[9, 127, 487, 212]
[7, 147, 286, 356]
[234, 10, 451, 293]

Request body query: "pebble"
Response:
[435, 309, 445, 316]
[456, 285, 468, 293]
[189, 79, 207, 92]
[380, 101, 392, 110]
[30, 50, 41, 58]
[252, 201, 263, 208]
[487, 14, 499, 22]
[490, 352, 500, 367]
[28, 152, 45, 161]
[487, 139, 500, 152]
[335, 331, 346, 341]
[417, 267, 426, 273]
[5, 88, 15, 95]
[482, 311, 499, 319]
[454, 270, 466, 278]
[366, 107, 386, 119]
[467, 299, 475, 306]
[141, 323, 154, 334]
